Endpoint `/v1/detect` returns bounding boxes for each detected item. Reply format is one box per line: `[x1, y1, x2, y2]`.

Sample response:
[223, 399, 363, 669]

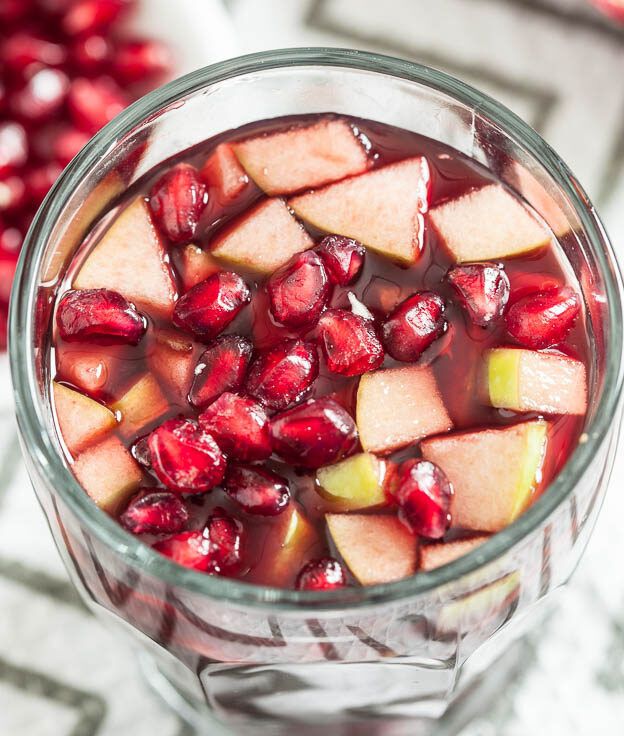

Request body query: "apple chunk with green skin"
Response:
[111, 373, 169, 439]
[486, 347, 587, 415]
[327, 513, 417, 585]
[289, 157, 430, 265]
[421, 420, 548, 532]
[73, 197, 178, 319]
[419, 535, 489, 571]
[356, 365, 453, 455]
[232, 119, 370, 196]
[429, 184, 550, 262]
[316, 453, 389, 510]
[72, 436, 142, 514]
[53, 381, 116, 456]
[210, 198, 314, 274]
[260, 504, 319, 587]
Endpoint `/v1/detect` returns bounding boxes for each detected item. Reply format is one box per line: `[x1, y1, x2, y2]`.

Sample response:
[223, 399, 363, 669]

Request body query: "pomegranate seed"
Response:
[56, 289, 146, 344]
[10, 68, 70, 123]
[381, 292, 447, 362]
[245, 339, 319, 412]
[295, 557, 347, 591]
[267, 250, 330, 327]
[224, 464, 290, 516]
[392, 459, 452, 539]
[24, 163, 63, 203]
[447, 263, 510, 327]
[189, 335, 252, 410]
[173, 271, 251, 342]
[148, 417, 226, 493]
[199, 392, 272, 462]
[62, 0, 126, 36]
[270, 397, 358, 469]
[316, 234, 365, 285]
[1, 32, 67, 73]
[154, 510, 243, 574]
[0, 176, 26, 215]
[52, 126, 91, 166]
[70, 34, 114, 74]
[317, 309, 384, 376]
[149, 163, 208, 243]
[120, 490, 189, 535]
[113, 39, 172, 84]
[67, 77, 129, 134]
[505, 286, 581, 349]
[0, 122, 28, 177]
[131, 435, 152, 469]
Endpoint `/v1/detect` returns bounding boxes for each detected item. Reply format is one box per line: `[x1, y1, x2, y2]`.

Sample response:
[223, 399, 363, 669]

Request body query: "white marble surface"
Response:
[2, 0, 624, 734]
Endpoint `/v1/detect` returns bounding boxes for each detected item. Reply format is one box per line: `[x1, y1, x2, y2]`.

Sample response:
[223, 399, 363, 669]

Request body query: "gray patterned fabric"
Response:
[2, 1, 624, 733]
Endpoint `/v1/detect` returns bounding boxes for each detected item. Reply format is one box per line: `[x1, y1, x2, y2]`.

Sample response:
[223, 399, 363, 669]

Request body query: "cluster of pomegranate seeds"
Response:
[391, 459, 453, 539]
[0, 0, 173, 347]
[56, 288, 145, 344]
[295, 557, 347, 591]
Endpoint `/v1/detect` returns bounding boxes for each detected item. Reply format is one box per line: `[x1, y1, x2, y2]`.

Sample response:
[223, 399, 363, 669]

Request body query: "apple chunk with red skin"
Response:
[289, 157, 430, 265]
[421, 420, 548, 532]
[73, 197, 178, 319]
[326, 513, 417, 585]
[232, 119, 370, 196]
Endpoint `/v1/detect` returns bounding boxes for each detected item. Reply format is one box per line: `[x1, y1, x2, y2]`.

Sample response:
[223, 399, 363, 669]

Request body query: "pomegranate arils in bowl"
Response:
[295, 557, 347, 591]
[173, 271, 251, 342]
[189, 335, 253, 410]
[505, 285, 581, 349]
[447, 263, 510, 327]
[316, 234, 365, 285]
[149, 163, 208, 244]
[245, 339, 319, 412]
[199, 392, 272, 462]
[392, 459, 452, 539]
[56, 288, 146, 344]
[381, 292, 447, 362]
[270, 397, 359, 469]
[318, 309, 384, 376]
[148, 417, 226, 493]
[120, 490, 189, 535]
[267, 250, 330, 327]
[224, 464, 290, 516]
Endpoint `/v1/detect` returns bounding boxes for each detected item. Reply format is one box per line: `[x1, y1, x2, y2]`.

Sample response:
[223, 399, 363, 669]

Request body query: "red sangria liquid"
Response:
[50, 114, 589, 590]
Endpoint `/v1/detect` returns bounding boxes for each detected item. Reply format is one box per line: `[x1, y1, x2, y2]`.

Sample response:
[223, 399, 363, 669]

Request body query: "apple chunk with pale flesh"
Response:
[419, 535, 489, 571]
[147, 328, 197, 406]
[53, 381, 116, 456]
[260, 504, 319, 586]
[429, 184, 550, 263]
[210, 198, 314, 274]
[316, 453, 389, 510]
[486, 347, 587, 415]
[289, 157, 430, 265]
[356, 365, 453, 455]
[232, 119, 370, 196]
[327, 513, 417, 585]
[421, 420, 548, 532]
[73, 197, 178, 319]
[72, 436, 142, 514]
[111, 373, 169, 439]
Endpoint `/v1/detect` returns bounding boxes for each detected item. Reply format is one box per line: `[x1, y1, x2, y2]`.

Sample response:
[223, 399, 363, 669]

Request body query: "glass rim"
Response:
[9, 47, 624, 611]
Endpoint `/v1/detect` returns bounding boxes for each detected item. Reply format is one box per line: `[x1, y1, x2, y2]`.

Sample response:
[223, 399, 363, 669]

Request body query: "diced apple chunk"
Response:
[232, 119, 370, 195]
[326, 513, 417, 585]
[419, 535, 489, 571]
[429, 184, 550, 262]
[111, 373, 169, 438]
[357, 365, 453, 454]
[55, 346, 122, 399]
[421, 420, 548, 532]
[147, 328, 196, 405]
[72, 436, 142, 513]
[178, 244, 221, 292]
[73, 197, 178, 319]
[289, 157, 430, 264]
[261, 505, 319, 586]
[201, 143, 248, 200]
[53, 381, 116, 456]
[210, 198, 314, 274]
[317, 453, 388, 510]
[486, 348, 587, 415]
